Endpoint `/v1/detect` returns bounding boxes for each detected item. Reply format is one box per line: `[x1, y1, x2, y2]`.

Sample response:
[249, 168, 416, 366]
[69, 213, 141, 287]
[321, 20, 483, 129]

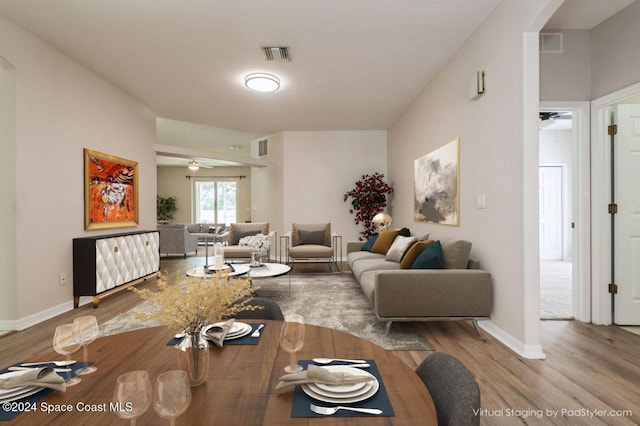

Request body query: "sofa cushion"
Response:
[371, 229, 399, 254]
[297, 229, 325, 245]
[411, 240, 443, 269]
[288, 245, 333, 258]
[347, 251, 384, 269]
[441, 239, 472, 269]
[385, 236, 417, 262]
[186, 224, 202, 233]
[229, 222, 269, 246]
[361, 235, 378, 252]
[351, 257, 400, 282]
[400, 240, 435, 269]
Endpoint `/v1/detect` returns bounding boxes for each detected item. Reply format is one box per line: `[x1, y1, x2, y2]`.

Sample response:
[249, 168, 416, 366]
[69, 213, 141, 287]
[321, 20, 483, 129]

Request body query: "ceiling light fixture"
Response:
[187, 160, 200, 171]
[245, 73, 280, 92]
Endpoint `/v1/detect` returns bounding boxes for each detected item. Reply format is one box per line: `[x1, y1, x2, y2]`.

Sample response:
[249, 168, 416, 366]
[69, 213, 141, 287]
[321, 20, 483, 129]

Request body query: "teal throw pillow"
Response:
[411, 240, 443, 269]
[361, 235, 378, 252]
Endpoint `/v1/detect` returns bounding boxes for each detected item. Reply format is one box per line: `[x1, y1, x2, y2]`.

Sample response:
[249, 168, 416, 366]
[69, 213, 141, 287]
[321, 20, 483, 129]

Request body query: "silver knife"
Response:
[9, 366, 72, 373]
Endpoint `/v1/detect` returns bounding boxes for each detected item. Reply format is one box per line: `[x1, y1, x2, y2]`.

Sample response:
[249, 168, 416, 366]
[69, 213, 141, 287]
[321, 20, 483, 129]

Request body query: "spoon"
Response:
[21, 360, 76, 367]
[312, 358, 367, 364]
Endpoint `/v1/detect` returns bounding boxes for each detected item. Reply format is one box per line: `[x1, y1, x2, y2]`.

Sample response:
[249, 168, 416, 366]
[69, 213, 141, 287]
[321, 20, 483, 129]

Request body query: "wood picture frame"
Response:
[414, 137, 460, 225]
[84, 148, 139, 230]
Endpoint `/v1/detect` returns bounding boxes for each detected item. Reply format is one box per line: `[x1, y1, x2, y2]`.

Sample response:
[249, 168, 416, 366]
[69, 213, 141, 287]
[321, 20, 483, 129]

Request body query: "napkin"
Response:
[275, 364, 374, 392]
[0, 367, 66, 392]
[203, 318, 235, 347]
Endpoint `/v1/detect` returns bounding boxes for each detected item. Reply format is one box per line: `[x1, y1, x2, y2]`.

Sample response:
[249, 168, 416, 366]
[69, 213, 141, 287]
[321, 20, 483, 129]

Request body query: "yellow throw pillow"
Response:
[371, 230, 400, 254]
[400, 240, 435, 269]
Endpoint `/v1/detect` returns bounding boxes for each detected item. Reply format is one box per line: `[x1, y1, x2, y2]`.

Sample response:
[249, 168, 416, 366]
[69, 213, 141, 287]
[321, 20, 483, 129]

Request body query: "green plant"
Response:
[157, 196, 177, 222]
[343, 173, 393, 240]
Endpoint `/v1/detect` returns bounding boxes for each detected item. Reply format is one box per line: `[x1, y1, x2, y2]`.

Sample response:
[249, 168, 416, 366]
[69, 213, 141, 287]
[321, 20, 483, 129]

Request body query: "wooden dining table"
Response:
[5, 321, 436, 425]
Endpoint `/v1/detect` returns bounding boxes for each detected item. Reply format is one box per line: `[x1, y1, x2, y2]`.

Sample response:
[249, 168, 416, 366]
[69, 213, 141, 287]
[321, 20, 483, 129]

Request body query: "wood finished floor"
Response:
[1, 256, 639, 425]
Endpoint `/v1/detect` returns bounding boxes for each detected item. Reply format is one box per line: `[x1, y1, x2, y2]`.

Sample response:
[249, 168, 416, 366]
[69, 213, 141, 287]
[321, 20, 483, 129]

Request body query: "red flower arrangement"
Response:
[343, 172, 393, 240]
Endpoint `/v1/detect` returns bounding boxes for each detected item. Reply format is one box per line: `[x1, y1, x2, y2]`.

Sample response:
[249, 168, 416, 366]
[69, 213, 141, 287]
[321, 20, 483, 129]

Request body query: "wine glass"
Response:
[280, 314, 305, 373]
[52, 324, 81, 386]
[153, 370, 192, 426]
[113, 370, 152, 425]
[72, 315, 99, 375]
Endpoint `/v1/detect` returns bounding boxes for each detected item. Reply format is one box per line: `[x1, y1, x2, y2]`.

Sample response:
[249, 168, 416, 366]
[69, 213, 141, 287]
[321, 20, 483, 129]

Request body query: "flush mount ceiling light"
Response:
[245, 73, 280, 92]
[187, 160, 200, 171]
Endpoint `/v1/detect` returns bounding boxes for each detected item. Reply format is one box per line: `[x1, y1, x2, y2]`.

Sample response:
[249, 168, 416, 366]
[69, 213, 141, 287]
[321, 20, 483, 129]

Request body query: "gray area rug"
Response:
[101, 272, 434, 351]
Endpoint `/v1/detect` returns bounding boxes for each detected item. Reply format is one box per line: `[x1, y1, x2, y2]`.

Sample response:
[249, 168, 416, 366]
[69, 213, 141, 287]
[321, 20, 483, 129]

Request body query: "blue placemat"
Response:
[166, 323, 265, 346]
[290, 360, 395, 418]
[0, 361, 93, 422]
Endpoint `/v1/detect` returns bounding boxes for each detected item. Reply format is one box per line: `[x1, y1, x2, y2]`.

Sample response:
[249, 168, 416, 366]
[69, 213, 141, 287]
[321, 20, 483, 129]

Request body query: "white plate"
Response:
[0, 386, 45, 403]
[301, 366, 379, 403]
[308, 381, 373, 399]
[0, 385, 32, 399]
[202, 322, 252, 340]
[225, 323, 252, 340]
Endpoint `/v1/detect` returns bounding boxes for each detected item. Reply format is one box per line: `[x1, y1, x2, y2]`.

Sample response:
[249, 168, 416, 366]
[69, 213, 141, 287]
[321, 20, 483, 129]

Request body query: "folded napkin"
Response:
[0, 367, 66, 392]
[275, 364, 373, 393]
[203, 319, 235, 347]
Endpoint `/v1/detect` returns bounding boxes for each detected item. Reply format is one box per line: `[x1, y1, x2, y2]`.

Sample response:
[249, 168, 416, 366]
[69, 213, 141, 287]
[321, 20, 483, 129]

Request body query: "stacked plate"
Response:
[202, 321, 253, 340]
[302, 366, 379, 403]
[0, 374, 45, 404]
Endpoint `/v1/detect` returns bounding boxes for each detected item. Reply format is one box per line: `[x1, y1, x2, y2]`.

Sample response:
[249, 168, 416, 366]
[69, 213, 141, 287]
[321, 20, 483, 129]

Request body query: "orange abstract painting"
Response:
[84, 149, 139, 230]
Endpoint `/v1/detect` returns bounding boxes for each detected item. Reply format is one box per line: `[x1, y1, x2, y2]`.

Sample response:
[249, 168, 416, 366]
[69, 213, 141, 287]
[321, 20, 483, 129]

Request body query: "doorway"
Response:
[539, 112, 574, 319]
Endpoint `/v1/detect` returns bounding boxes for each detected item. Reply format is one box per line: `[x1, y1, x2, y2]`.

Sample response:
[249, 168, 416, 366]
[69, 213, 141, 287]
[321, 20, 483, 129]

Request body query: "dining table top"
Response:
[4, 321, 436, 425]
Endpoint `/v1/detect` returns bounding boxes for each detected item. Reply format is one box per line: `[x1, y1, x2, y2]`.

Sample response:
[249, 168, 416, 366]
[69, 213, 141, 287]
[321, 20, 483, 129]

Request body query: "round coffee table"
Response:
[186, 264, 251, 278]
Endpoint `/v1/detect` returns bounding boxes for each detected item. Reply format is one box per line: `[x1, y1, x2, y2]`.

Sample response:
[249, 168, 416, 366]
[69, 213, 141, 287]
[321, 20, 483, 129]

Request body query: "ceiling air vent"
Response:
[540, 33, 563, 53]
[262, 46, 290, 62]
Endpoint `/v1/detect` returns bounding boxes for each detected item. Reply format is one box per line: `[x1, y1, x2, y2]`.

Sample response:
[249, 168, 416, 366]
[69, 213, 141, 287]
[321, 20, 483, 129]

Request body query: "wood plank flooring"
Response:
[2, 255, 639, 425]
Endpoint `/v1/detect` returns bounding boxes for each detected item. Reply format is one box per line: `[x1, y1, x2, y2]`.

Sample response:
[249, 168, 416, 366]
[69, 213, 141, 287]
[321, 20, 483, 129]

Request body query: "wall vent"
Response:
[540, 33, 563, 53]
[258, 139, 268, 157]
[262, 46, 290, 62]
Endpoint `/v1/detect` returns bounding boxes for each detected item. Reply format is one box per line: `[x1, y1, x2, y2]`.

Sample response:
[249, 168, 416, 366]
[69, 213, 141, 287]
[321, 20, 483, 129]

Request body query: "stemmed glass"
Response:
[153, 370, 192, 426]
[52, 324, 81, 386]
[72, 315, 99, 375]
[113, 370, 152, 425]
[280, 314, 305, 373]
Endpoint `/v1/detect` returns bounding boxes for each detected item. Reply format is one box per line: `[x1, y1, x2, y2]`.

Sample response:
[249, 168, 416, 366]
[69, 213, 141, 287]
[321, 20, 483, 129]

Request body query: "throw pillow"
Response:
[441, 239, 472, 269]
[233, 230, 261, 245]
[411, 240, 443, 269]
[371, 229, 400, 254]
[298, 229, 325, 245]
[385, 236, 417, 262]
[361, 235, 378, 252]
[398, 227, 411, 237]
[400, 240, 435, 269]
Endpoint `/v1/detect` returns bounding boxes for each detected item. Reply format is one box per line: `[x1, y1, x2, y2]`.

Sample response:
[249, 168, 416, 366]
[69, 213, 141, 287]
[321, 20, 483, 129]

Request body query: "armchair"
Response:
[219, 222, 276, 261]
[280, 223, 342, 271]
[157, 224, 198, 257]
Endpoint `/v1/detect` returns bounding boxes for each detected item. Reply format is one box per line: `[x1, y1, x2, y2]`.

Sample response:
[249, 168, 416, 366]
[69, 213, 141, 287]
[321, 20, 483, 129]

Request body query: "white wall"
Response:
[251, 131, 387, 254]
[157, 165, 252, 224]
[591, 1, 640, 99]
[387, 0, 557, 356]
[0, 15, 157, 328]
[539, 30, 591, 101]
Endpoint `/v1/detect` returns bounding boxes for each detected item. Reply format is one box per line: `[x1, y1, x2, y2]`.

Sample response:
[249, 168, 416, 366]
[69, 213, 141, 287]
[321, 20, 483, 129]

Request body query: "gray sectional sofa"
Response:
[347, 232, 492, 334]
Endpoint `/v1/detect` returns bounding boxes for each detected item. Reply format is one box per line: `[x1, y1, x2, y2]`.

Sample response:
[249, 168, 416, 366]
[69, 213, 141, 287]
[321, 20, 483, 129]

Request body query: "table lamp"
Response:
[372, 213, 393, 233]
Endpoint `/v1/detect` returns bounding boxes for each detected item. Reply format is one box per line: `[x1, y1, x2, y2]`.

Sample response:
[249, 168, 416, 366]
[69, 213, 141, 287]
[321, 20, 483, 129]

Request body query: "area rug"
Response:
[100, 272, 434, 351]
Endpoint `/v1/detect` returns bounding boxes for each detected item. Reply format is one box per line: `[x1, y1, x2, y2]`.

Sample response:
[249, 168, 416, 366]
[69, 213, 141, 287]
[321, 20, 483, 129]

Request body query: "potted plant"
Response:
[157, 196, 177, 223]
[343, 172, 393, 240]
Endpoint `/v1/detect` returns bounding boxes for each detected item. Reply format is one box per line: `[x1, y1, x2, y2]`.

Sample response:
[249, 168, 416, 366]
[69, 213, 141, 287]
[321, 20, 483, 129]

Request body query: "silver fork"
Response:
[310, 403, 382, 416]
[251, 324, 265, 337]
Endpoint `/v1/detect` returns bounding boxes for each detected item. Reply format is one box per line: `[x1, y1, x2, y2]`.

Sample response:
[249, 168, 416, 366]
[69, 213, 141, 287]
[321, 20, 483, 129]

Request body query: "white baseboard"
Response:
[479, 321, 547, 360]
[0, 320, 17, 331]
[14, 301, 75, 331]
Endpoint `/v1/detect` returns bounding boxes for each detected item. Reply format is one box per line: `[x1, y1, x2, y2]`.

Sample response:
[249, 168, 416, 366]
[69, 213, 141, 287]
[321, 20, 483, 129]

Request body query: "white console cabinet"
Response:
[73, 231, 159, 308]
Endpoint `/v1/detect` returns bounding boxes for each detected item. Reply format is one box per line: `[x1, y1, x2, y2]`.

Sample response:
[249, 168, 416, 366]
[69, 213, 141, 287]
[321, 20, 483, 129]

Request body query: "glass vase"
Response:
[176, 331, 209, 387]
[250, 248, 262, 267]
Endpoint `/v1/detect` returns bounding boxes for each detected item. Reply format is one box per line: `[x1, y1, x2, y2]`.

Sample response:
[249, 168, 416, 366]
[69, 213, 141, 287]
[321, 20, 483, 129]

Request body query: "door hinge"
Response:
[609, 283, 618, 294]
[608, 204, 618, 214]
[608, 124, 618, 135]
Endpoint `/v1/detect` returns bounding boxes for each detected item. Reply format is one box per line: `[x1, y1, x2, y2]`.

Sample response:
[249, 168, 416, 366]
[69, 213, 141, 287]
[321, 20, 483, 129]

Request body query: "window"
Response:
[192, 178, 238, 224]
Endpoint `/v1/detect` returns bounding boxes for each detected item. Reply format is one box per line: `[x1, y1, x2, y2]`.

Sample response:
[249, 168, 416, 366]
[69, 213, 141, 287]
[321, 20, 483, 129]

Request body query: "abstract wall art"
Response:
[84, 148, 139, 230]
[414, 138, 460, 226]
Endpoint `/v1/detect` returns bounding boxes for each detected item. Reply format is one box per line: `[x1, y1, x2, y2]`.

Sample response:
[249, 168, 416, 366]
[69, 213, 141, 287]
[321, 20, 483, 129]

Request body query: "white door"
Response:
[614, 104, 640, 325]
[539, 166, 563, 260]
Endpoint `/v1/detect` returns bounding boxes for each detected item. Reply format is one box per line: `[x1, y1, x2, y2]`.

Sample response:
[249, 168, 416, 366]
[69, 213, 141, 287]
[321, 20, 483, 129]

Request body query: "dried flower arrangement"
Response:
[130, 272, 260, 334]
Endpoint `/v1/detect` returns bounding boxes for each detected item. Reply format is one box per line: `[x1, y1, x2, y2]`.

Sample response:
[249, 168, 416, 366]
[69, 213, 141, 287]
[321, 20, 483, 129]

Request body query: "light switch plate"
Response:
[476, 194, 486, 209]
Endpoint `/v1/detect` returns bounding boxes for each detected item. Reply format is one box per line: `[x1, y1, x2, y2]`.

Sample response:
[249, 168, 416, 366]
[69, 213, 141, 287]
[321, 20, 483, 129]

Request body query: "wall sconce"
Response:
[469, 71, 485, 100]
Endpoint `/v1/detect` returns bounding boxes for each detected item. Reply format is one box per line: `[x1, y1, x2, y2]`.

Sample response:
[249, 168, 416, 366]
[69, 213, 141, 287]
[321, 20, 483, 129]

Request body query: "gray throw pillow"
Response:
[233, 230, 261, 245]
[441, 239, 472, 269]
[385, 236, 417, 262]
[298, 229, 325, 245]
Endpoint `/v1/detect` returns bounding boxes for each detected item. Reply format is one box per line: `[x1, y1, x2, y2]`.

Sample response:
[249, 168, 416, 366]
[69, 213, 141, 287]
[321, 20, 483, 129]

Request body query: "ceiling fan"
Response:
[187, 160, 214, 171]
[539, 111, 572, 121]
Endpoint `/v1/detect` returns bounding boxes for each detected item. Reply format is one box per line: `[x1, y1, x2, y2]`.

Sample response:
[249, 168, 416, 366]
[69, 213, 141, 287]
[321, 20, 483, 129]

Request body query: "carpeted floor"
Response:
[540, 260, 572, 319]
[100, 272, 434, 351]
